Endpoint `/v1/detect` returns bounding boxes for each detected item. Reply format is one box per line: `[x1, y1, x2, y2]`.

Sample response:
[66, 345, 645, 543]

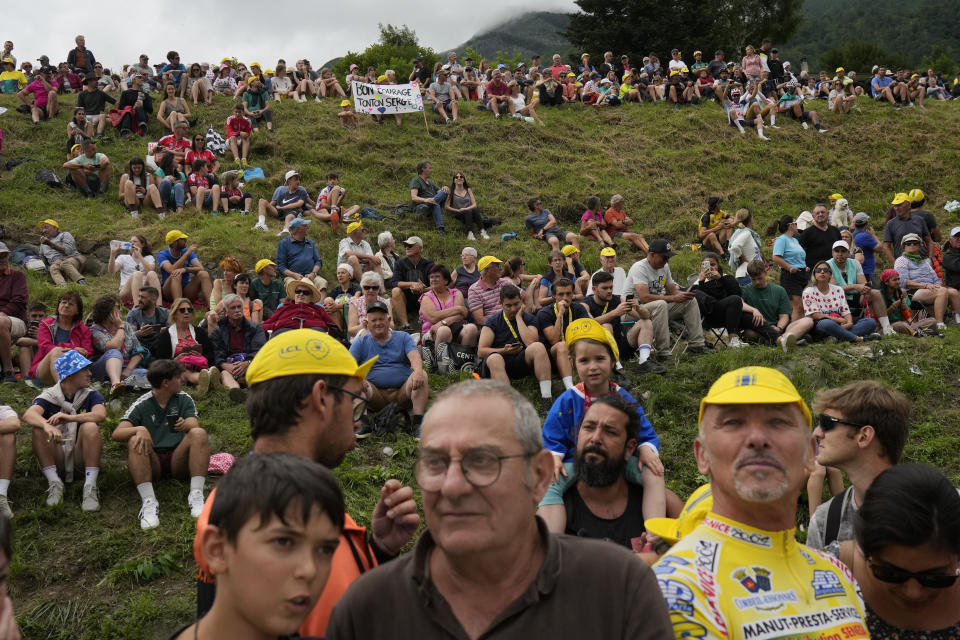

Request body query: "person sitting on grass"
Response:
[316, 171, 360, 229]
[337, 222, 378, 278]
[158, 119, 193, 166]
[275, 218, 324, 288]
[186, 159, 221, 212]
[740, 260, 814, 350]
[270, 63, 296, 101]
[477, 285, 555, 413]
[185, 135, 220, 184]
[210, 294, 266, 401]
[507, 80, 543, 123]
[66, 107, 93, 154]
[535, 277, 587, 393]
[419, 264, 478, 374]
[726, 87, 771, 140]
[262, 278, 335, 336]
[484, 68, 510, 118]
[242, 77, 273, 133]
[585, 270, 664, 375]
[225, 103, 252, 169]
[525, 197, 579, 251]
[347, 272, 392, 341]
[316, 67, 345, 99]
[112, 359, 209, 530]
[604, 194, 649, 253]
[170, 452, 344, 640]
[827, 240, 895, 335]
[153, 297, 218, 396]
[17, 64, 58, 124]
[211, 64, 237, 97]
[156, 81, 190, 133]
[152, 148, 186, 215]
[390, 236, 435, 332]
[777, 82, 828, 133]
[159, 230, 213, 305]
[208, 257, 241, 330]
[257, 170, 315, 235]
[445, 171, 489, 240]
[538, 320, 667, 537]
[699, 196, 733, 256]
[62, 138, 111, 198]
[803, 260, 877, 342]
[536, 250, 577, 307]
[38, 219, 87, 288]
[580, 196, 614, 246]
[88, 294, 148, 394]
[337, 99, 357, 129]
[23, 350, 104, 512]
[895, 233, 960, 330]
[218, 170, 252, 215]
[118, 157, 163, 217]
[691, 252, 774, 349]
[250, 259, 284, 320]
[231, 274, 263, 326]
[427, 68, 458, 123]
[14, 302, 48, 386]
[114, 72, 152, 137]
[409, 161, 449, 233]
[323, 264, 360, 330]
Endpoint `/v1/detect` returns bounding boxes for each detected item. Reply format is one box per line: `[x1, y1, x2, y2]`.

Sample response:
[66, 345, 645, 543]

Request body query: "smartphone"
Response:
[166, 414, 179, 429]
[702, 260, 711, 271]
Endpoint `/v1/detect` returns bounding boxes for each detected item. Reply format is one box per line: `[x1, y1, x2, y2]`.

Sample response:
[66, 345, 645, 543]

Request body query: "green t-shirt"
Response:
[408, 176, 438, 200]
[741, 282, 791, 325]
[121, 390, 198, 451]
[250, 276, 285, 316]
[243, 89, 269, 112]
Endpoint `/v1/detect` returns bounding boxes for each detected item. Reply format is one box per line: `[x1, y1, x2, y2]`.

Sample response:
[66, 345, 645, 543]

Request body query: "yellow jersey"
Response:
[654, 513, 869, 640]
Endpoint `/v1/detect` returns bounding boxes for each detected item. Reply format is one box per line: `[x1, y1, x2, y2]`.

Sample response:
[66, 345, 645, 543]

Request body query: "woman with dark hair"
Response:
[691, 251, 773, 348]
[537, 249, 576, 307]
[88, 294, 148, 392]
[152, 148, 186, 214]
[109, 234, 160, 304]
[156, 81, 190, 132]
[118, 157, 163, 216]
[803, 259, 877, 342]
[206, 257, 242, 331]
[182, 63, 212, 105]
[846, 464, 960, 637]
[444, 172, 488, 240]
[879, 269, 938, 336]
[502, 255, 540, 313]
[66, 107, 93, 156]
[769, 214, 807, 320]
[232, 273, 263, 325]
[419, 264, 477, 373]
[29, 291, 93, 386]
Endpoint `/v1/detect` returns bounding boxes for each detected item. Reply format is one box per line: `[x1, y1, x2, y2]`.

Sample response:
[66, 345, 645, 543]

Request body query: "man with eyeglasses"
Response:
[349, 301, 428, 437]
[210, 294, 266, 402]
[806, 381, 909, 556]
[193, 329, 419, 636]
[326, 379, 672, 639]
[884, 193, 932, 259]
[337, 222, 378, 278]
[654, 367, 869, 640]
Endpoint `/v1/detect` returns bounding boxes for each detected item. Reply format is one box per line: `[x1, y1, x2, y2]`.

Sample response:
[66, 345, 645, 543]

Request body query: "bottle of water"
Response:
[110, 240, 132, 251]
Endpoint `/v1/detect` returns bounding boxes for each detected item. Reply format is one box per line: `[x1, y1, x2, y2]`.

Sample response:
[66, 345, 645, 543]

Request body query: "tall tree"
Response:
[565, 0, 802, 66]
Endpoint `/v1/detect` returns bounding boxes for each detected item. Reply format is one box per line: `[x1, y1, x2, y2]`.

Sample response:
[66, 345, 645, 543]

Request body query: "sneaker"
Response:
[818, 127, 828, 134]
[229, 387, 249, 404]
[355, 415, 373, 439]
[252, 222, 268, 232]
[480, 229, 490, 240]
[276, 228, 290, 236]
[81, 484, 100, 512]
[1, 371, 16, 383]
[208, 367, 221, 390]
[636, 359, 667, 375]
[46, 480, 65, 507]
[436, 342, 454, 375]
[139, 498, 160, 530]
[0, 496, 11, 518]
[727, 336, 747, 348]
[780, 333, 798, 353]
[76, 278, 87, 286]
[801, 121, 809, 130]
[195, 368, 210, 397]
[187, 489, 205, 518]
[467, 231, 476, 240]
[768, 124, 781, 129]
[540, 396, 554, 416]
[24, 378, 43, 390]
[865, 332, 882, 341]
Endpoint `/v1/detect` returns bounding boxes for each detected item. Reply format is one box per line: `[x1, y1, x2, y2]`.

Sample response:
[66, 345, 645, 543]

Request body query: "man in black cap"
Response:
[132, 54, 156, 90]
[408, 57, 430, 88]
[699, 196, 733, 255]
[76, 75, 116, 137]
[708, 50, 726, 79]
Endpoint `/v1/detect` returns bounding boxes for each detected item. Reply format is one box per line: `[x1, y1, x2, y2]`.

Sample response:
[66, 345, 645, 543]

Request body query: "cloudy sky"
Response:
[4, 0, 576, 71]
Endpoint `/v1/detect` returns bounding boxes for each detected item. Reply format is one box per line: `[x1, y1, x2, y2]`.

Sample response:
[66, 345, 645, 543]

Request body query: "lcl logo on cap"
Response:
[306, 339, 331, 361]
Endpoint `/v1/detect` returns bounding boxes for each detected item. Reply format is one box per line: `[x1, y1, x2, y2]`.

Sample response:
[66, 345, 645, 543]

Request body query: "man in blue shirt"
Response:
[256, 169, 314, 234]
[157, 230, 212, 304]
[524, 197, 578, 251]
[159, 51, 186, 88]
[871, 66, 904, 106]
[350, 302, 428, 437]
[275, 218, 323, 287]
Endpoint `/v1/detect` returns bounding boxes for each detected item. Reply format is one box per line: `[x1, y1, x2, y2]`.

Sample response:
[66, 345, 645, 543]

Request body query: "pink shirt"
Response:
[742, 54, 762, 77]
[25, 78, 58, 106]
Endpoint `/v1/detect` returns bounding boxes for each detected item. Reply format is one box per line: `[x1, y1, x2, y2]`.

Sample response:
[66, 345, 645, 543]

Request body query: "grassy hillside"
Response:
[2, 92, 960, 638]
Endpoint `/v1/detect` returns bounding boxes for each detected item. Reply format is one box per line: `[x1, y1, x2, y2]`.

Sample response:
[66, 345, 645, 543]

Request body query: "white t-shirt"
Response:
[509, 94, 526, 111]
[337, 237, 373, 267]
[668, 59, 687, 73]
[624, 259, 674, 297]
[728, 229, 763, 279]
[115, 253, 156, 289]
[586, 267, 628, 297]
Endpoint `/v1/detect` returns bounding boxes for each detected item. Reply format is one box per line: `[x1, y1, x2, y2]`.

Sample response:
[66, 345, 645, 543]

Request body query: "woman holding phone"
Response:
[154, 297, 218, 396]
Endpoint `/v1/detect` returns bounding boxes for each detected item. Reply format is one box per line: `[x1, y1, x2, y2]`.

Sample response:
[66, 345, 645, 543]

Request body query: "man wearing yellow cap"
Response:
[193, 329, 419, 637]
[158, 230, 213, 304]
[468, 255, 511, 324]
[905, 187, 941, 243]
[250, 258, 283, 319]
[883, 192, 932, 259]
[38, 219, 86, 287]
[337, 222, 377, 279]
[654, 366, 869, 640]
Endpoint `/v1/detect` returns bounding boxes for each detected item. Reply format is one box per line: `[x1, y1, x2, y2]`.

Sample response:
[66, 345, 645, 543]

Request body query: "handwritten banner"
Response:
[351, 81, 425, 115]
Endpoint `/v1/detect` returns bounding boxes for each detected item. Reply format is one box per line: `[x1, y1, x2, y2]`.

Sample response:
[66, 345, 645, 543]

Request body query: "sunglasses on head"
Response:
[817, 414, 865, 432]
[869, 562, 960, 588]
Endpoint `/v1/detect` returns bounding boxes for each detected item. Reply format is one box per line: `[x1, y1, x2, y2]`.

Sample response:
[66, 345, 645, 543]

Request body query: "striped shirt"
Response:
[468, 277, 511, 320]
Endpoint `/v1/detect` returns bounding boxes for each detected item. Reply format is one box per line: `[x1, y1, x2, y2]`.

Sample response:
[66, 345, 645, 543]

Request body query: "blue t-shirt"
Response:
[157, 248, 196, 286]
[773, 234, 806, 269]
[349, 330, 416, 389]
[871, 75, 893, 98]
[524, 210, 554, 233]
[271, 185, 310, 212]
[54, 327, 72, 345]
[33, 389, 106, 420]
[852, 230, 877, 275]
[160, 63, 187, 86]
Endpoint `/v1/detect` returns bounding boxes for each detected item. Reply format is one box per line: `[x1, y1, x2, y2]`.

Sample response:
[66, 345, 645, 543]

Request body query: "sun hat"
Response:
[564, 318, 619, 362]
[55, 350, 92, 382]
[698, 366, 811, 427]
[284, 277, 322, 303]
[246, 329, 377, 386]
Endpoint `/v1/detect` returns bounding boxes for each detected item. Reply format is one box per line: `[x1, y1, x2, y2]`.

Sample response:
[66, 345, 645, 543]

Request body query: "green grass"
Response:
[2, 92, 960, 637]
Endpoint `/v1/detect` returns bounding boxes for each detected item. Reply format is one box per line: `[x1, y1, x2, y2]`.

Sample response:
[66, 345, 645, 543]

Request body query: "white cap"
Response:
[284, 169, 300, 182]
[832, 240, 850, 251]
[951, 226, 960, 238]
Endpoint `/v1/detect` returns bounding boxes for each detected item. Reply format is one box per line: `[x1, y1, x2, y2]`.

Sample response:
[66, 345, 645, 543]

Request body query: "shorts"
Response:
[780, 268, 809, 297]
[787, 109, 811, 121]
[481, 350, 531, 379]
[6, 316, 26, 339]
[736, 118, 757, 129]
[201, 192, 214, 209]
[542, 227, 567, 244]
[402, 289, 421, 313]
[432, 99, 452, 112]
[155, 447, 176, 477]
[367, 383, 411, 411]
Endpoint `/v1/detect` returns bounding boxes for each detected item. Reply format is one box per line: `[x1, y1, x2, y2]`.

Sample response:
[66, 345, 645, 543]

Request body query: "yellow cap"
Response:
[911, 73, 919, 79]
[621, 72, 632, 81]
[581, 52, 589, 58]
[346, 221, 363, 235]
[561, 244, 579, 257]
[250, 62, 261, 68]
[246, 329, 378, 386]
[835, 67, 845, 73]
[693, 50, 702, 56]
[698, 366, 811, 426]
[828, 193, 843, 200]
[165, 230, 188, 245]
[670, 69, 680, 76]
[908, 188, 925, 203]
[340, 99, 351, 107]
[477, 255, 502, 271]
[220, 57, 231, 63]
[255, 258, 276, 273]
[377, 74, 388, 83]
[265, 69, 275, 75]
[38, 218, 59, 229]
[891, 192, 910, 205]
[645, 484, 713, 544]
[600, 247, 617, 257]
[564, 318, 619, 362]
[681, 67, 689, 73]
[567, 72, 576, 77]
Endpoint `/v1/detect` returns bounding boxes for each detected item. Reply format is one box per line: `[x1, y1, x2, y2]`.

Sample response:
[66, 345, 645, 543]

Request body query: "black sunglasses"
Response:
[362, 285, 380, 291]
[813, 267, 832, 274]
[869, 562, 960, 588]
[903, 241, 921, 246]
[294, 288, 312, 295]
[818, 414, 866, 432]
[176, 307, 192, 314]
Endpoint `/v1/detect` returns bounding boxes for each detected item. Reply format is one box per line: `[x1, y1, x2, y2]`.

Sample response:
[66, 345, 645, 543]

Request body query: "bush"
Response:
[333, 24, 438, 83]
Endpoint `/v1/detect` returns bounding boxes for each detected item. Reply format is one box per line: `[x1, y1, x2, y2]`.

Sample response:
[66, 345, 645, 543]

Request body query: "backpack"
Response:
[35, 169, 63, 188]
[391, 203, 412, 217]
